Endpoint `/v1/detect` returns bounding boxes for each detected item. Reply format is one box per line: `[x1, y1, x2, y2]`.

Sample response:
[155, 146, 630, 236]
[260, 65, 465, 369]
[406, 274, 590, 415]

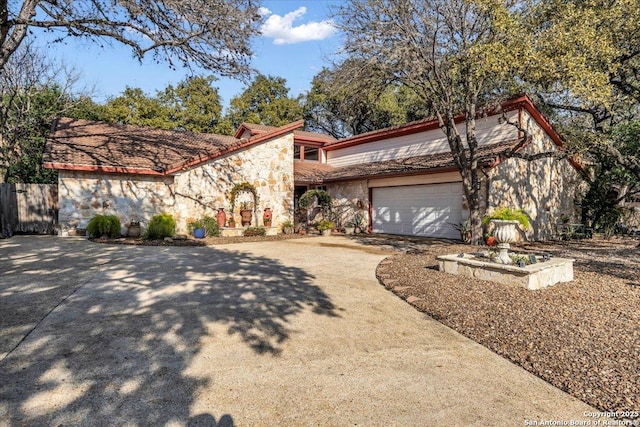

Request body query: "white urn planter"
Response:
[491, 219, 519, 264]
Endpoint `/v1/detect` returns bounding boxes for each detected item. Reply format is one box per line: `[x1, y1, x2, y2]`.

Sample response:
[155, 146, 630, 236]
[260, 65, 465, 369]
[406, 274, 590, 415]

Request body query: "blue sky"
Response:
[36, 1, 342, 109]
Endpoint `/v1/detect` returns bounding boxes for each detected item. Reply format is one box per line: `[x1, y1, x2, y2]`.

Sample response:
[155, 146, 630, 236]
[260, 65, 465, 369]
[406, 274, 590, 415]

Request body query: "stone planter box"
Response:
[436, 253, 574, 290]
[220, 227, 244, 237]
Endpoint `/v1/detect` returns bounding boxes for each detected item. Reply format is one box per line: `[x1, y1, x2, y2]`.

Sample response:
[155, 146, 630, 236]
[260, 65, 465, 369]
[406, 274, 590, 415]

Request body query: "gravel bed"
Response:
[376, 237, 640, 414]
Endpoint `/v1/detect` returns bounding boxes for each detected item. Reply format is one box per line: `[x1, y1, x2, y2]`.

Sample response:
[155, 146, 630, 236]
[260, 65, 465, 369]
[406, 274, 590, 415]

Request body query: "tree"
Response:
[304, 61, 428, 138]
[578, 122, 640, 236]
[157, 76, 232, 134]
[101, 76, 233, 134]
[101, 87, 168, 129]
[525, 0, 640, 234]
[0, 42, 94, 183]
[226, 74, 303, 129]
[334, 0, 532, 243]
[0, 0, 262, 74]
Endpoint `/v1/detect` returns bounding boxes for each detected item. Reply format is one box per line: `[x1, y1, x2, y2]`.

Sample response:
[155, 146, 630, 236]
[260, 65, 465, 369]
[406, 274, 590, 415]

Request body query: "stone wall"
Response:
[487, 110, 583, 240]
[57, 133, 295, 235]
[57, 171, 175, 235]
[173, 133, 294, 232]
[326, 180, 370, 229]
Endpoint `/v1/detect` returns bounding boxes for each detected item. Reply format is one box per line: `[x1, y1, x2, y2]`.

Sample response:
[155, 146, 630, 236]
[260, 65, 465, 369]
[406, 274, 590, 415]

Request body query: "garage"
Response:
[372, 182, 464, 239]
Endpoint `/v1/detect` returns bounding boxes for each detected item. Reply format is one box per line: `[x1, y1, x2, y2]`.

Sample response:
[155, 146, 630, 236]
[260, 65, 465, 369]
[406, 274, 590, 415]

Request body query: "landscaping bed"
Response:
[376, 236, 640, 415]
[90, 233, 310, 246]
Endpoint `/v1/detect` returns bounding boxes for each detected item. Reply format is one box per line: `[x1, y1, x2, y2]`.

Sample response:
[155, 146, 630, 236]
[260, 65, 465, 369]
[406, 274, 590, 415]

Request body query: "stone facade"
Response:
[57, 171, 174, 235]
[56, 133, 294, 235]
[487, 110, 582, 240]
[326, 180, 370, 229]
[172, 133, 294, 232]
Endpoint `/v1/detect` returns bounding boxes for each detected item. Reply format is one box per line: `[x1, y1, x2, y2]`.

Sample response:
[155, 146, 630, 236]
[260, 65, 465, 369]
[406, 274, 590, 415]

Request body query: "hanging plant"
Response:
[229, 182, 259, 212]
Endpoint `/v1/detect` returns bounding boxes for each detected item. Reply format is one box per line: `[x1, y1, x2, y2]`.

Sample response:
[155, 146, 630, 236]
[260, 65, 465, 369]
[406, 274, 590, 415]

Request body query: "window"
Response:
[293, 144, 321, 162]
[304, 146, 319, 161]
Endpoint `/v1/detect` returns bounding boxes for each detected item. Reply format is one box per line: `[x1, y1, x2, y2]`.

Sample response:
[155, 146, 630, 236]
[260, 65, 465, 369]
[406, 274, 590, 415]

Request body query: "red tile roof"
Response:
[293, 129, 337, 143]
[44, 118, 303, 175]
[234, 122, 336, 143]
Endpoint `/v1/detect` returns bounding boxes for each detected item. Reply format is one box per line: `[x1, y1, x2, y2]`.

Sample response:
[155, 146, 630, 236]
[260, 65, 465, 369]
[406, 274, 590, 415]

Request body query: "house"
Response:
[44, 95, 583, 240]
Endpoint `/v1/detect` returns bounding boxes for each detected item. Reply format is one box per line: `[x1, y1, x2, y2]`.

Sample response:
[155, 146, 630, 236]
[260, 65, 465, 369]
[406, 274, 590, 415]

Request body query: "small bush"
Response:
[187, 216, 220, 237]
[317, 219, 335, 231]
[200, 216, 220, 237]
[146, 213, 176, 239]
[244, 226, 266, 237]
[87, 214, 121, 238]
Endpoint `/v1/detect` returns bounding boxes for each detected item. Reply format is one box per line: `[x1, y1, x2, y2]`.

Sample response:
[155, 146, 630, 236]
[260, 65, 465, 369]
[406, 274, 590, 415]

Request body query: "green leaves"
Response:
[101, 77, 232, 134]
[226, 74, 303, 129]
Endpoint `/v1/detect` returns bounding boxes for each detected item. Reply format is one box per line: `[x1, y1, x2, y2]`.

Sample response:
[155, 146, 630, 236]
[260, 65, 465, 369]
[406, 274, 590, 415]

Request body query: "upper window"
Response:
[294, 144, 321, 162]
[304, 146, 319, 161]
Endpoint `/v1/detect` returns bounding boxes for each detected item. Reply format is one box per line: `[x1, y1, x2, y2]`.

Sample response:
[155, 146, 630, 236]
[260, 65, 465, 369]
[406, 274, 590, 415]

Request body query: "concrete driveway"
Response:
[1, 236, 595, 426]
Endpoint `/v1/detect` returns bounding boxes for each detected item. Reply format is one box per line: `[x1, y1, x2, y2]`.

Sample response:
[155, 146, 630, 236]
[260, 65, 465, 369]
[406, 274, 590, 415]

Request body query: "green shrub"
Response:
[187, 215, 220, 237]
[200, 216, 220, 237]
[317, 219, 335, 231]
[87, 214, 121, 238]
[146, 213, 176, 239]
[244, 226, 266, 237]
[481, 207, 530, 229]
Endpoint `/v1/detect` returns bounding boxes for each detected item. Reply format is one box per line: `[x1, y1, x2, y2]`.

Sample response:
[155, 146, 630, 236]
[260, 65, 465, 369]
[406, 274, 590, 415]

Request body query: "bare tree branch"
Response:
[0, 0, 262, 75]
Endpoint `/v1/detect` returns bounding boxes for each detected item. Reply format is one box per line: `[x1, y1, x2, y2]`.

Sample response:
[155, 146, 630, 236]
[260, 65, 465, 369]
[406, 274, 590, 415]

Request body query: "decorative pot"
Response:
[491, 220, 519, 264]
[344, 227, 355, 235]
[127, 225, 141, 237]
[321, 229, 331, 236]
[240, 209, 252, 226]
[263, 207, 272, 227]
[193, 228, 206, 239]
[216, 208, 226, 228]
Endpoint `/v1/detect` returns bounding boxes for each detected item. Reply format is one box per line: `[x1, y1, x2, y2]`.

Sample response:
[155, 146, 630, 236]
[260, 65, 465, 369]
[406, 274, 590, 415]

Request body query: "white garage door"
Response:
[372, 182, 464, 239]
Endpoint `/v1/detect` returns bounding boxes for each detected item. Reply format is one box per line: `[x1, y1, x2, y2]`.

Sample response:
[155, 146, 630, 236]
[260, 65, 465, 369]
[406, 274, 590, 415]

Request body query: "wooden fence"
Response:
[0, 183, 58, 236]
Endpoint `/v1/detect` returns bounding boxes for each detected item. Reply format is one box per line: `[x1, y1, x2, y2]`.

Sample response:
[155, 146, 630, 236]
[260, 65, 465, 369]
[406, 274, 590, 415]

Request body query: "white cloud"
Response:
[260, 6, 337, 45]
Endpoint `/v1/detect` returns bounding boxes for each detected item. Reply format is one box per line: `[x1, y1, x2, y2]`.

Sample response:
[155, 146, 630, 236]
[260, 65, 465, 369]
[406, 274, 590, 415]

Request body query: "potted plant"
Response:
[227, 217, 236, 228]
[352, 212, 365, 234]
[282, 220, 294, 234]
[317, 219, 335, 236]
[263, 207, 272, 227]
[344, 221, 355, 235]
[481, 207, 530, 263]
[127, 217, 141, 237]
[187, 218, 206, 238]
[239, 201, 253, 226]
[484, 232, 496, 246]
[229, 182, 258, 227]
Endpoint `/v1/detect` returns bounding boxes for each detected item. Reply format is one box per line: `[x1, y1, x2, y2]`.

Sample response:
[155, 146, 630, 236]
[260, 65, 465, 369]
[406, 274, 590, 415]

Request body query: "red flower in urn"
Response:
[263, 207, 272, 227]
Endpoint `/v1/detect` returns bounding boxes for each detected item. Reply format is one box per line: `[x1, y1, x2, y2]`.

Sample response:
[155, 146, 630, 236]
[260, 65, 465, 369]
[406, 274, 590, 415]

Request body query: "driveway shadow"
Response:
[0, 237, 337, 425]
